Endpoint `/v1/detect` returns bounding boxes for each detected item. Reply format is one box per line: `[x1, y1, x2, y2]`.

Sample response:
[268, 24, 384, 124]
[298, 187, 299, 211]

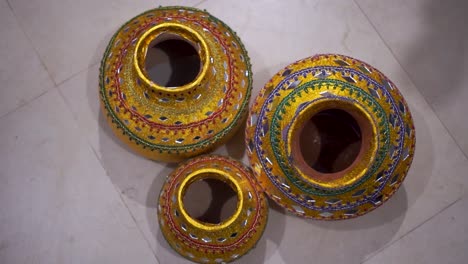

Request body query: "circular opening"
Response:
[300, 109, 362, 174]
[182, 177, 238, 224]
[145, 35, 201, 87]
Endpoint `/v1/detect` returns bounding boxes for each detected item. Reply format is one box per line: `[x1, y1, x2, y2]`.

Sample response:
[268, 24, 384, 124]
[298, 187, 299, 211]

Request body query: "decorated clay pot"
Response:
[158, 155, 268, 263]
[99, 6, 252, 162]
[246, 54, 415, 220]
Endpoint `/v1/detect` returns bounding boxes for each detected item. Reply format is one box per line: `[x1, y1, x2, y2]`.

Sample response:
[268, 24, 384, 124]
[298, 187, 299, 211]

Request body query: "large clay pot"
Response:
[100, 6, 252, 162]
[246, 54, 415, 220]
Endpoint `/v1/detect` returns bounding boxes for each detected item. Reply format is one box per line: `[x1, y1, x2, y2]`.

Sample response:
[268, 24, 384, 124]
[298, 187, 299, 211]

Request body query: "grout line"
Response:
[194, 0, 208, 8]
[0, 0, 60, 120]
[50, 3, 212, 262]
[51, 58, 160, 261]
[361, 196, 463, 263]
[6, 0, 58, 87]
[0, 88, 51, 120]
[11, 83, 158, 263]
[37, 0, 206, 89]
[56, 61, 100, 87]
[89, 144, 162, 264]
[19, 0, 207, 89]
[7, 0, 101, 90]
[353, 0, 468, 161]
[353, 0, 468, 261]
[56, 86, 161, 263]
[4, 1, 207, 263]
[56, 85, 81, 122]
[429, 114, 468, 158]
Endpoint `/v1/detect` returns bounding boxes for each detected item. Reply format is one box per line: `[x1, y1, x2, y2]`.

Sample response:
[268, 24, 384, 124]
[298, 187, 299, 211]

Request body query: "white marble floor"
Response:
[1, 0, 467, 263]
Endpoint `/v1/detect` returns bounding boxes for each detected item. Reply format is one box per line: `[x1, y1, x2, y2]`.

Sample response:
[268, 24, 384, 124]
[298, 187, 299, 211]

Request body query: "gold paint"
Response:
[286, 99, 378, 189]
[177, 168, 244, 231]
[100, 7, 252, 162]
[246, 54, 416, 220]
[133, 23, 210, 93]
[158, 155, 268, 263]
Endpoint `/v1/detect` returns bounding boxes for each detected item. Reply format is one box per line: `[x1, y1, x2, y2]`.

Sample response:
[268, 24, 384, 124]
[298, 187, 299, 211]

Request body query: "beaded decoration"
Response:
[100, 6, 252, 162]
[158, 155, 268, 263]
[246, 54, 415, 219]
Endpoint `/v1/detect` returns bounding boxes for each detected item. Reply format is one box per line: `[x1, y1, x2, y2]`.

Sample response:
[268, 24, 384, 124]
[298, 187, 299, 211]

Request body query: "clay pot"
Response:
[158, 155, 268, 263]
[100, 6, 252, 162]
[246, 54, 415, 220]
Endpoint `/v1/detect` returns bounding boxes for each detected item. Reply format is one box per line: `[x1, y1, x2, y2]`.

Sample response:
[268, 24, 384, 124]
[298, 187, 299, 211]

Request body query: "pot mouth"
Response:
[177, 168, 243, 231]
[287, 98, 378, 190]
[134, 23, 210, 93]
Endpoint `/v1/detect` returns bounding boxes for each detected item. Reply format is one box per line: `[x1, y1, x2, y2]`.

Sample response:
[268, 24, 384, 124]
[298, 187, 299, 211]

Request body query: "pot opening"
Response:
[145, 33, 201, 87]
[300, 109, 362, 174]
[182, 175, 238, 225]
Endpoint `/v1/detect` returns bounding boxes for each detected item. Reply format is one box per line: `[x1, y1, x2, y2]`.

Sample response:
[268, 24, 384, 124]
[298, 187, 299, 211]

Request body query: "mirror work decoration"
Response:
[100, 6, 416, 263]
[158, 155, 268, 263]
[246, 54, 415, 220]
[99, 6, 252, 162]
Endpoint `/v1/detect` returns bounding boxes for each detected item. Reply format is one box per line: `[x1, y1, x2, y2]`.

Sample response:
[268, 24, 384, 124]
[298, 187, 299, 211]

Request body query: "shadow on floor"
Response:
[401, 0, 468, 103]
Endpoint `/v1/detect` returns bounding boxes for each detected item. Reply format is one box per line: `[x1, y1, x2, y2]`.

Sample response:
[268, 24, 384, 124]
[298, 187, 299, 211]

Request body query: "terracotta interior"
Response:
[145, 33, 201, 87]
[182, 175, 238, 224]
[292, 106, 373, 183]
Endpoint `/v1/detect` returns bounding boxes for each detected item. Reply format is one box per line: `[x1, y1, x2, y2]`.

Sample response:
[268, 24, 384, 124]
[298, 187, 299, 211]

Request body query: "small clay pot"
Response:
[158, 155, 268, 263]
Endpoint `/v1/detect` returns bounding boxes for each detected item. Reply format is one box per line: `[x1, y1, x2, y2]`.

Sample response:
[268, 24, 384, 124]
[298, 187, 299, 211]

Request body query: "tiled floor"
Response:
[1, 0, 467, 263]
